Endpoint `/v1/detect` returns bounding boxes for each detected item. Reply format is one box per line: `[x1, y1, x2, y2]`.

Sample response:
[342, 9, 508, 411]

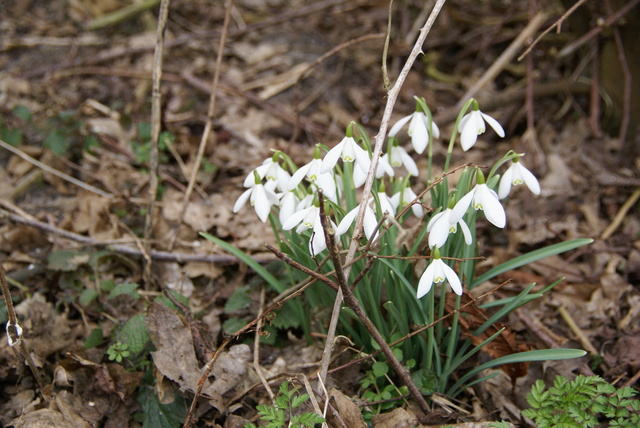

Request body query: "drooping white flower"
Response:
[335, 204, 379, 242]
[417, 256, 462, 298]
[389, 111, 440, 155]
[427, 208, 472, 248]
[391, 183, 423, 218]
[233, 179, 280, 223]
[351, 154, 394, 189]
[288, 158, 323, 189]
[320, 135, 371, 177]
[243, 156, 291, 192]
[376, 190, 398, 218]
[382, 143, 419, 177]
[451, 182, 506, 229]
[458, 107, 505, 151]
[278, 191, 300, 225]
[498, 159, 540, 199]
[282, 205, 335, 256]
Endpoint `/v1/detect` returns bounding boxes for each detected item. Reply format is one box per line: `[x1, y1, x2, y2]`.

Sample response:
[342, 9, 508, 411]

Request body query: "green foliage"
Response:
[107, 342, 130, 363]
[83, 327, 104, 349]
[137, 386, 187, 428]
[131, 122, 172, 165]
[244, 380, 325, 428]
[521, 375, 640, 427]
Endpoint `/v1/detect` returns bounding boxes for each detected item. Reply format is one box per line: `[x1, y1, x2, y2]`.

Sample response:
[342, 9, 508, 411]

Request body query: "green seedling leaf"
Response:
[119, 313, 151, 354]
[224, 285, 252, 313]
[79, 288, 99, 306]
[2, 128, 22, 146]
[44, 129, 71, 156]
[155, 290, 189, 314]
[137, 386, 186, 428]
[83, 327, 104, 349]
[13, 105, 32, 122]
[223, 317, 249, 335]
[472, 238, 593, 287]
[108, 283, 140, 300]
[411, 368, 438, 395]
[372, 361, 389, 378]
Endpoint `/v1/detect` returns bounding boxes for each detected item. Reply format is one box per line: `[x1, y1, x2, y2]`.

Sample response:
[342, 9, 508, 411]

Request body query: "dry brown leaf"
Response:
[371, 407, 418, 428]
[145, 302, 251, 412]
[327, 388, 367, 428]
[446, 294, 529, 383]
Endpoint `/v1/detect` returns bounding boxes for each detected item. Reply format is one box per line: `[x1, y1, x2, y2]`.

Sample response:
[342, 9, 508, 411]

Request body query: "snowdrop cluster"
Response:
[233, 98, 540, 299]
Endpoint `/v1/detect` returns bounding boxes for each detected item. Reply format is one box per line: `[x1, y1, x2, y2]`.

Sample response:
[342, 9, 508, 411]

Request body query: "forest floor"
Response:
[1, 0, 640, 427]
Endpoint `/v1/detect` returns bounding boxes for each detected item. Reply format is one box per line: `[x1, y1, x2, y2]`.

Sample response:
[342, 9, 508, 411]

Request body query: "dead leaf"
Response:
[324, 388, 365, 427]
[446, 294, 530, 383]
[145, 302, 251, 412]
[371, 407, 417, 428]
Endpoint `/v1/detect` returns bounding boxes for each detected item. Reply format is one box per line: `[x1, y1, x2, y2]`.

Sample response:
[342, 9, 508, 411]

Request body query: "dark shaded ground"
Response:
[1, 0, 640, 426]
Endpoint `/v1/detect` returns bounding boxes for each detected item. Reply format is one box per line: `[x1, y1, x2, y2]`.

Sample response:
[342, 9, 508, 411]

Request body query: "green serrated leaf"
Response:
[224, 286, 252, 313]
[108, 283, 140, 300]
[291, 393, 309, 409]
[137, 386, 186, 428]
[119, 313, 151, 354]
[44, 129, 71, 156]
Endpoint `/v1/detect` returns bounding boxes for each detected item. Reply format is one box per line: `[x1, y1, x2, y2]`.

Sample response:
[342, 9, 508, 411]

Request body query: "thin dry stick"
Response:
[0, 206, 274, 264]
[1, 264, 47, 393]
[604, 0, 631, 145]
[317, 0, 447, 388]
[600, 189, 640, 240]
[458, 13, 546, 109]
[323, 281, 509, 377]
[168, 0, 234, 251]
[317, 191, 431, 414]
[144, 0, 171, 287]
[0, 138, 113, 198]
[518, 0, 588, 61]
[182, 253, 332, 427]
[557, 0, 640, 58]
[253, 285, 275, 400]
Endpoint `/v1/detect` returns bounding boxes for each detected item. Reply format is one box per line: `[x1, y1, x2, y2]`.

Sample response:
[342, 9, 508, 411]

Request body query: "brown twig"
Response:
[323, 281, 510, 377]
[0, 206, 274, 265]
[265, 244, 339, 292]
[144, 0, 171, 287]
[518, 0, 588, 61]
[167, 0, 233, 251]
[317, 190, 431, 415]
[23, 0, 360, 80]
[318, 1, 447, 388]
[0, 138, 113, 198]
[557, 0, 640, 58]
[1, 264, 47, 394]
[181, 247, 329, 427]
[604, 0, 632, 145]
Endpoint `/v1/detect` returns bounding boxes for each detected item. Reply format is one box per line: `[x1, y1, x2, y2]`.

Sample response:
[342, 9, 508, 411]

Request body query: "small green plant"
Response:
[521, 375, 640, 427]
[107, 341, 131, 363]
[244, 380, 325, 428]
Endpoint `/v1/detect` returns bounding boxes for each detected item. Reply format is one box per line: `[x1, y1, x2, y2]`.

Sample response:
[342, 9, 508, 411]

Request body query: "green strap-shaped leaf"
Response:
[472, 238, 593, 288]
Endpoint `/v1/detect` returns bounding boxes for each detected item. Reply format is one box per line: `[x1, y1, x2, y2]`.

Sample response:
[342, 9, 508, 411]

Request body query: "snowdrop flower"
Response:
[458, 100, 505, 151]
[288, 152, 340, 203]
[498, 158, 540, 199]
[376, 187, 398, 218]
[233, 172, 280, 223]
[417, 249, 462, 298]
[389, 108, 440, 155]
[450, 171, 506, 229]
[335, 204, 379, 242]
[391, 182, 423, 218]
[282, 204, 333, 256]
[351, 155, 394, 189]
[382, 139, 419, 177]
[320, 124, 371, 178]
[278, 191, 300, 225]
[243, 153, 291, 192]
[427, 208, 472, 248]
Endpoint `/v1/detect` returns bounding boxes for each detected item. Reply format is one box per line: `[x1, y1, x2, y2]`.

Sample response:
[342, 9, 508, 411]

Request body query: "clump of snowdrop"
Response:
[232, 98, 540, 300]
